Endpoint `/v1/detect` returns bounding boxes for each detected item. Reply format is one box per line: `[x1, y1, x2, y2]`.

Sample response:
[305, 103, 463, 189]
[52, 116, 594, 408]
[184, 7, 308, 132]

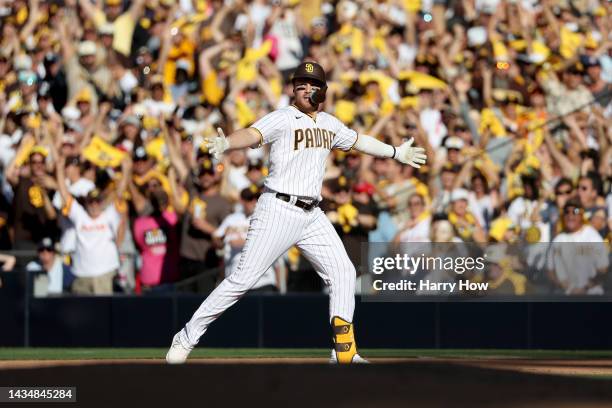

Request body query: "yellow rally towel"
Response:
[337, 203, 359, 233]
[13, 138, 37, 167]
[335, 100, 357, 124]
[83, 136, 127, 168]
[236, 40, 273, 83]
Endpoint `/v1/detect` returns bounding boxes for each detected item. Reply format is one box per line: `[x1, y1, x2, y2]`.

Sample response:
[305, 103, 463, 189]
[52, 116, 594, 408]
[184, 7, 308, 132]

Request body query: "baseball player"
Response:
[166, 61, 426, 364]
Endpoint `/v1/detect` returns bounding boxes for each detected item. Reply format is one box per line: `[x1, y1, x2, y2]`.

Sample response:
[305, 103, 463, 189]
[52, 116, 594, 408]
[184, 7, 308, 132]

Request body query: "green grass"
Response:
[2, 348, 612, 361]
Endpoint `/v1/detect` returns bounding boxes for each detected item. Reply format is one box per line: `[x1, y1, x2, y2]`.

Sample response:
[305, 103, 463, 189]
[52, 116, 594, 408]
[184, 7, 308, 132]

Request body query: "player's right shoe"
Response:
[329, 349, 370, 364]
[166, 332, 193, 364]
[331, 316, 364, 364]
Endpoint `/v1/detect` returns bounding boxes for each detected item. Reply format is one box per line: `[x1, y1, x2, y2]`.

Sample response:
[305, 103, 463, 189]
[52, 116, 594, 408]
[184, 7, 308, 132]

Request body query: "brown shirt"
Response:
[11, 177, 57, 248]
[179, 192, 231, 263]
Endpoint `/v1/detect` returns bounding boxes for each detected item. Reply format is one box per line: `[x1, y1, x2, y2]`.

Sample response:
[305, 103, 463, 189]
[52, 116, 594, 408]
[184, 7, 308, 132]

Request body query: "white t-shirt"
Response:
[251, 105, 358, 199]
[548, 225, 609, 294]
[468, 192, 493, 228]
[398, 216, 431, 243]
[66, 199, 121, 278]
[268, 12, 302, 71]
[419, 109, 447, 149]
[53, 178, 96, 253]
[508, 196, 550, 242]
[214, 212, 276, 289]
[26, 256, 64, 296]
[227, 166, 251, 193]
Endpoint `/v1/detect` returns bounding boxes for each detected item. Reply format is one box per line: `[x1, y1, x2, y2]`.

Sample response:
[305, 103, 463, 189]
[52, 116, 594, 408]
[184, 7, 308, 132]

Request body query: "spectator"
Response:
[482, 244, 528, 296]
[55, 154, 131, 295]
[547, 199, 609, 295]
[578, 172, 605, 220]
[178, 157, 231, 292]
[393, 193, 431, 244]
[7, 149, 58, 250]
[133, 184, 180, 289]
[448, 188, 486, 243]
[214, 185, 278, 293]
[52, 155, 95, 256]
[26, 237, 74, 297]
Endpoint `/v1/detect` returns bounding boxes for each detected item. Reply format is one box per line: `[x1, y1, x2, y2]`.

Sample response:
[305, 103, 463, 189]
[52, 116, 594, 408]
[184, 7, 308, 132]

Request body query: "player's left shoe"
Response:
[166, 332, 193, 364]
[329, 349, 370, 364]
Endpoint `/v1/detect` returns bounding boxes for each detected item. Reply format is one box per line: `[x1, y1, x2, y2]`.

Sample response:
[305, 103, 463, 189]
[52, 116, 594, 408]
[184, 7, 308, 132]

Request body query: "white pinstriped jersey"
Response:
[251, 105, 358, 199]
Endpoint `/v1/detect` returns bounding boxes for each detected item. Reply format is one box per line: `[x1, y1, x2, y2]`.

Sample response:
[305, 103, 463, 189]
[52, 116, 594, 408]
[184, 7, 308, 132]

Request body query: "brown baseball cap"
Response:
[292, 61, 326, 86]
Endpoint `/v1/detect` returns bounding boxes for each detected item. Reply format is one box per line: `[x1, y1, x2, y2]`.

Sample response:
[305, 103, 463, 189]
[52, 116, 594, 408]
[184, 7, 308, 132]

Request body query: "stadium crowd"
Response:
[0, 0, 610, 297]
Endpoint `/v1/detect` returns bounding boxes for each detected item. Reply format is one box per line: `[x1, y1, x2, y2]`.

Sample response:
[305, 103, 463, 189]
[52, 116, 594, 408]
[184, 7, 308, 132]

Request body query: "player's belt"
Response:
[275, 193, 319, 211]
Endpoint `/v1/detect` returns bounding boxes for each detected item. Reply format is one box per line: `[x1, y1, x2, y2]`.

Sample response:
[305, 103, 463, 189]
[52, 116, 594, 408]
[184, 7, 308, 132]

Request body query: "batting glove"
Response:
[205, 127, 230, 160]
[394, 138, 427, 168]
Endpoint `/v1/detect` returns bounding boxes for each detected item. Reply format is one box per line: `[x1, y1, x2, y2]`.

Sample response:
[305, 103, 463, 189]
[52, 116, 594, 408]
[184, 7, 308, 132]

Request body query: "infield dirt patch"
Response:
[2, 357, 612, 378]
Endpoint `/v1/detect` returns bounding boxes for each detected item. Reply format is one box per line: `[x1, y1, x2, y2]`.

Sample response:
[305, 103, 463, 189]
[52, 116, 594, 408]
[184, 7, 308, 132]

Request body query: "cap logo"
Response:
[305, 63, 314, 73]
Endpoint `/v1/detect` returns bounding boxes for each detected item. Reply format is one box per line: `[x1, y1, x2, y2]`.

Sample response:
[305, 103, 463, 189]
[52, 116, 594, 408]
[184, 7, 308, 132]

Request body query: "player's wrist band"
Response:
[391, 146, 397, 159]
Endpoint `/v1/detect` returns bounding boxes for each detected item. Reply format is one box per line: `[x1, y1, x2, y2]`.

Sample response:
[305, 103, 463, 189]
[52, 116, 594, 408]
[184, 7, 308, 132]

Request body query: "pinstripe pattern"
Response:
[178, 106, 359, 348]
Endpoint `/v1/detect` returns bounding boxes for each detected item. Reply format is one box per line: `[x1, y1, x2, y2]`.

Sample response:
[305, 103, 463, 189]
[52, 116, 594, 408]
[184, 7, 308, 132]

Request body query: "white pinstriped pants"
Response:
[180, 191, 356, 347]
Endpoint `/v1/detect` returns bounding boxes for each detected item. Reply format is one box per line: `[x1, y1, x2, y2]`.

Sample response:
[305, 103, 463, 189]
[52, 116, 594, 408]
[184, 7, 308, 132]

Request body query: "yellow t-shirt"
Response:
[202, 70, 225, 106]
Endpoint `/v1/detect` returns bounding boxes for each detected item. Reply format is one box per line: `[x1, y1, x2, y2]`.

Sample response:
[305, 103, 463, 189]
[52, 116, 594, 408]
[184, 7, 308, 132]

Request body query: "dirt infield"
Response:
[1, 358, 612, 407]
[2, 357, 612, 376]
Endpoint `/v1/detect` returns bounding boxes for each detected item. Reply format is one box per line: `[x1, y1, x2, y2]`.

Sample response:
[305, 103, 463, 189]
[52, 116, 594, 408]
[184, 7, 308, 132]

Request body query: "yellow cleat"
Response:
[331, 316, 358, 364]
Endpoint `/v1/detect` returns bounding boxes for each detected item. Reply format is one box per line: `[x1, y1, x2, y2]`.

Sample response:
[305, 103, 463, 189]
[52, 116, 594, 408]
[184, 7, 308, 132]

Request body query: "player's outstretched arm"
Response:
[205, 128, 262, 160]
[353, 134, 427, 168]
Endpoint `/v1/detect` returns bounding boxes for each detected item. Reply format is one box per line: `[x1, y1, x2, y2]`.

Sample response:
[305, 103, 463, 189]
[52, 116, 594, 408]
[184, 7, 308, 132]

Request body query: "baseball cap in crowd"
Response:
[450, 188, 470, 202]
[247, 159, 264, 172]
[105, 0, 122, 6]
[121, 115, 141, 128]
[133, 146, 149, 162]
[98, 23, 115, 36]
[29, 145, 49, 159]
[484, 244, 507, 265]
[180, 130, 193, 143]
[581, 56, 601, 68]
[150, 75, 165, 87]
[240, 185, 261, 201]
[65, 155, 80, 167]
[76, 88, 93, 104]
[62, 135, 77, 146]
[85, 188, 103, 204]
[445, 136, 464, 150]
[14, 54, 32, 71]
[353, 181, 375, 195]
[329, 176, 350, 193]
[18, 70, 38, 86]
[37, 237, 56, 252]
[199, 158, 216, 176]
[563, 199, 584, 215]
[441, 163, 461, 174]
[78, 41, 97, 57]
[467, 26, 487, 47]
[566, 63, 584, 75]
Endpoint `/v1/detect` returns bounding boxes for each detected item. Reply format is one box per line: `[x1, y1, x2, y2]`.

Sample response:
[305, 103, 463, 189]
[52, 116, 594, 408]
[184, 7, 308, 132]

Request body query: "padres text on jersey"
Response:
[251, 105, 358, 199]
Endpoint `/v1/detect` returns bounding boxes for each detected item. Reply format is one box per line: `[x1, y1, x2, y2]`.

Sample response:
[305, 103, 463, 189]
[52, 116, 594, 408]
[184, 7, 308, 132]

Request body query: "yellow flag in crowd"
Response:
[83, 136, 127, 168]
